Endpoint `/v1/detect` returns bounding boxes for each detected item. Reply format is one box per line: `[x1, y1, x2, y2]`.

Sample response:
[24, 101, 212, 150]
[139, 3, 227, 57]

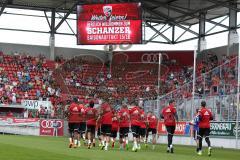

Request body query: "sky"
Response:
[0, 8, 239, 52]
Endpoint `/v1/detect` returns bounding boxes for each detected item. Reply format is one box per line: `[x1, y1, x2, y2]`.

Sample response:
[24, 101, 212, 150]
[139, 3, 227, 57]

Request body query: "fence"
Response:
[144, 94, 239, 121]
[144, 56, 239, 121]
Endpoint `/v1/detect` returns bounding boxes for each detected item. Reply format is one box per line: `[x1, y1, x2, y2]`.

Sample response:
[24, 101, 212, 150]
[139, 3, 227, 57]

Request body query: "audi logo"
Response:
[103, 41, 133, 51]
[141, 53, 168, 63]
[40, 120, 63, 129]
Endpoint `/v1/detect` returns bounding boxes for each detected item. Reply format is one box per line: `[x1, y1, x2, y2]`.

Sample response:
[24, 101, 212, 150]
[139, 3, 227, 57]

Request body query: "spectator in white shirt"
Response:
[12, 93, 16, 104]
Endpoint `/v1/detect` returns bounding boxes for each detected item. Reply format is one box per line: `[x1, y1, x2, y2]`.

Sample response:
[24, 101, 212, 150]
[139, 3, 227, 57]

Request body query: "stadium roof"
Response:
[0, 0, 240, 44]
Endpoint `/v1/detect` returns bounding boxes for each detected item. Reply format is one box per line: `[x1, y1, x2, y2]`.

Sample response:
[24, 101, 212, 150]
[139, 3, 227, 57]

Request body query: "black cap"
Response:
[89, 101, 94, 108]
[169, 99, 175, 105]
[73, 97, 78, 103]
[196, 108, 199, 113]
[201, 101, 206, 107]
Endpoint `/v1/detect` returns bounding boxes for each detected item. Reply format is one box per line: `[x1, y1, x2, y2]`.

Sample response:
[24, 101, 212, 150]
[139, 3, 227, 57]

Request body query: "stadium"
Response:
[0, 0, 240, 160]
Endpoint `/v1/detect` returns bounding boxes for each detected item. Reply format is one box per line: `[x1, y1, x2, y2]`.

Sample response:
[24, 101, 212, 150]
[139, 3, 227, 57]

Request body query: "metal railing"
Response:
[144, 56, 239, 121]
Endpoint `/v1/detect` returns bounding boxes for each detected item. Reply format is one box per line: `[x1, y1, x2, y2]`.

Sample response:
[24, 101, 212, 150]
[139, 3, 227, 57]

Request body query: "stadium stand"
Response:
[0, 50, 238, 120]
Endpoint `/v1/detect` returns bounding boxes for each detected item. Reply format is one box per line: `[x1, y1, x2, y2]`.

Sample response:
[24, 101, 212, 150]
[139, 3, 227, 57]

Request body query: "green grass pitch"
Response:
[0, 135, 239, 160]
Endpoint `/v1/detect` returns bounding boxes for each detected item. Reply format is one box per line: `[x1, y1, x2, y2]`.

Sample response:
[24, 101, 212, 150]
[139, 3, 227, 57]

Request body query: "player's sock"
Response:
[198, 137, 203, 151]
[143, 139, 147, 148]
[134, 141, 137, 148]
[100, 140, 105, 150]
[73, 140, 77, 148]
[87, 140, 91, 149]
[167, 147, 170, 153]
[69, 138, 73, 145]
[170, 145, 174, 153]
[119, 143, 122, 150]
[132, 141, 137, 151]
[145, 143, 148, 148]
[152, 145, 155, 150]
[197, 150, 202, 156]
[112, 142, 115, 148]
[105, 142, 109, 151]
[69, 138, 73, 148]
[83, 134, 86, 140]
[78, 140, 81, 147]
[101, 140, 105, 146]
[138, 144, 141, 150]
[124, 139, 128, 150]
[69, 138, 73, 143]
[208, 147, 212, 156]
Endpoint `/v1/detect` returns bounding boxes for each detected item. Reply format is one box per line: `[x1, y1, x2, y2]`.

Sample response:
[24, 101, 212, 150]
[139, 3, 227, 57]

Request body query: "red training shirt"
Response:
[101, 103, 113, 125]
[148, 114, 158, 129]
[129, 106, 141, 126]
[118, 108, 130, 128]
[139, 109, 147, 129]
[78, 104, 86, 122]
[85, 107, 97, 126]
[68, 102, 81, 123]
[161, 104, 177, 126]
[112, 114, 119, 131]
[198, 107, 213, 128]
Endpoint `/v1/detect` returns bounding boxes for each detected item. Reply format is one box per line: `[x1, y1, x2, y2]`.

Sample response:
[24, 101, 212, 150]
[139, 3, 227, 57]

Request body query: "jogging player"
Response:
[146, 111, 158, 150]
[197, 101, 213, 156]
[67, 98, 80, 148]
[161, 100, 178, 153]
[139, 107, 147, 150]
[189, 109, 200, 152]
[118, 104, 130, 150]
[129, 105, 142, 152]
[111, 110, 119, 148]
[85, 101, 98, 149]
[77, 103, 87, 147]
[99, 102, 113, 151]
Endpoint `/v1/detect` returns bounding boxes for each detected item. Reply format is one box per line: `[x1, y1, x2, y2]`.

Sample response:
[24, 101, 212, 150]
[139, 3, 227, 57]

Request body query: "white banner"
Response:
[21, 100, 52, 110]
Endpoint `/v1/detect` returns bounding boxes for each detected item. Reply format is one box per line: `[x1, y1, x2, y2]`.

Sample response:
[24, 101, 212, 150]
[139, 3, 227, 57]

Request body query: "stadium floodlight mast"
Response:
[192, 47, 197, 119]
[237, 40, 240, 149]
[157, 53, 162, 118]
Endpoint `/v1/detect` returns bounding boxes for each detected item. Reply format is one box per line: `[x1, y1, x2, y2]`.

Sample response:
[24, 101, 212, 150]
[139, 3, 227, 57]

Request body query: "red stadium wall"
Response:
[113, 51, 194, 66]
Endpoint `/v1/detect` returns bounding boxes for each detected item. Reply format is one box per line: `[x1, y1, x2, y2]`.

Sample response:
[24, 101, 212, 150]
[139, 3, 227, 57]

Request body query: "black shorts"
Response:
[111, 130, 118, 138]
[147, 128, 157, 135]
[101, 124, 112, 136]
[87, 125, 96, 135]
[68, 123, 79, 133]
[119, 127, 129, 138]
[97, 126, 101, 136]
[198, 128, 210, 139]
[139, 128, 146, 137]
[79, 122, 86, 134]
[131, 125, 140, 138]
[166, 126, 176, 135]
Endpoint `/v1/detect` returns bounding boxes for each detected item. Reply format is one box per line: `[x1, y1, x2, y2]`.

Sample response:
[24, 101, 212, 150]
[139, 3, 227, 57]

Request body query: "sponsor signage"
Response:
[113, 51, 194, 65]
[157, 122, 187, 135]
[0, 118, 64, 136]
[157, 121, 240, 137]
[21, 100, 52, 110]
[210, 122, 240, 137]
[0, 117, 39, 127]
[77, 3, 142, 45]
[39, 119, 64, 136]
